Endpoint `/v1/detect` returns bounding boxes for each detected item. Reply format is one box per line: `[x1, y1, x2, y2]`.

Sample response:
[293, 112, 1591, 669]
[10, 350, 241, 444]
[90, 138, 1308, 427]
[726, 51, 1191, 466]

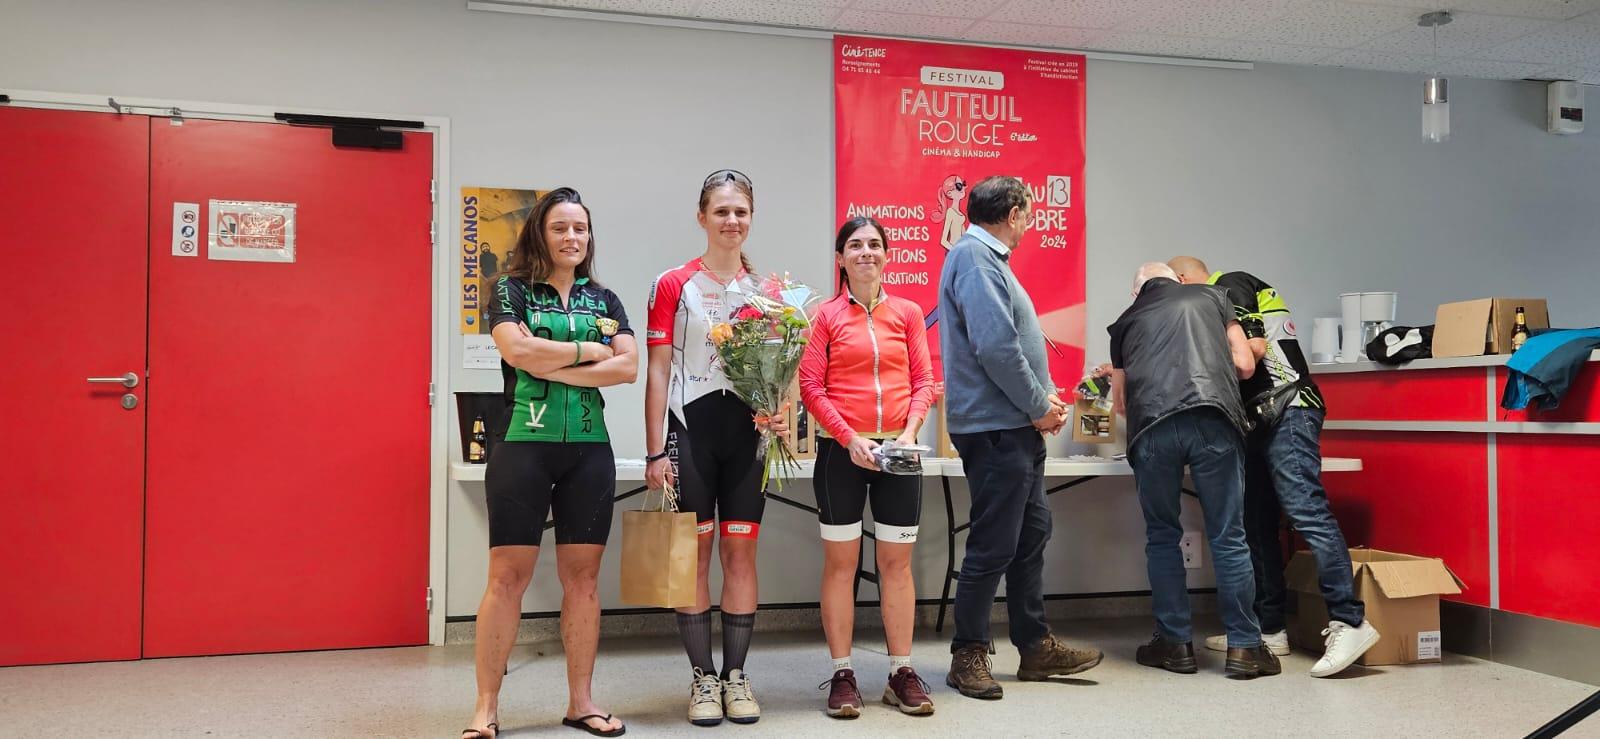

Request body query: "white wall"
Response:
[6, 0, 1596, 619]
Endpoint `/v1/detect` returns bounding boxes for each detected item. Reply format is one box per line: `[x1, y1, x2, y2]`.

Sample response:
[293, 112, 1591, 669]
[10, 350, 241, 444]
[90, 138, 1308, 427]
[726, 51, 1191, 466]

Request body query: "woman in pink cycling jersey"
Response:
[799, 216, 936, 719]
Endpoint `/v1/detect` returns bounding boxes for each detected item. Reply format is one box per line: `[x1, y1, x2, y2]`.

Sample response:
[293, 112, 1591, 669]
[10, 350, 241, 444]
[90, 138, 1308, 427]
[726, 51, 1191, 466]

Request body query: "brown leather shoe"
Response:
[945, 643, 1003, 699]
[883, 666, 935, 715]
[818, 668, 861, 719]
[1018, 634, 1103, 681]
[1225, 646, 1283, 679]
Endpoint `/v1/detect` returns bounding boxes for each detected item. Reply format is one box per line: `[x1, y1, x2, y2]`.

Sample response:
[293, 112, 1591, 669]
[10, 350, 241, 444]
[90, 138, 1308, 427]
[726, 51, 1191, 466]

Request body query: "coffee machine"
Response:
[1334, 292, 1397, 363]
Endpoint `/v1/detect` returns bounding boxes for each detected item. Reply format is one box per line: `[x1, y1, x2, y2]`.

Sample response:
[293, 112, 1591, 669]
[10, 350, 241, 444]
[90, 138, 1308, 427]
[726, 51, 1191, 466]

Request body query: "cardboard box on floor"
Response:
[1432, 298, 1549, 358]
[1287, 548, 1464, 666]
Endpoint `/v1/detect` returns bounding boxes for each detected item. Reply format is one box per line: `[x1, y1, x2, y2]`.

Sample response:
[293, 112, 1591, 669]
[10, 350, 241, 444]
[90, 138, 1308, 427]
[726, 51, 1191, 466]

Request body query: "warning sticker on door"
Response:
[209, 200, 296, 263]
[172, 202, 200, 257]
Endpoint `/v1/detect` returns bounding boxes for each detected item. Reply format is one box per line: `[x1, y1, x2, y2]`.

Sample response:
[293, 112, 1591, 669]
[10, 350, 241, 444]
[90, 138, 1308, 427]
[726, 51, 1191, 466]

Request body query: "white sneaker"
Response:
[1311, 620, 1381, 677]
[1204, 630, 1289, 655]
[688, 668, 723, 726]
[722, 668, 761, 724]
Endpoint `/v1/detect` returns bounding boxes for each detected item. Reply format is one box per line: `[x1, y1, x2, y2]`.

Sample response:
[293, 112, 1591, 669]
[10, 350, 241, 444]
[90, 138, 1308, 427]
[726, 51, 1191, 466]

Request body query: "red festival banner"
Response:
[834, 36, 1086, 389]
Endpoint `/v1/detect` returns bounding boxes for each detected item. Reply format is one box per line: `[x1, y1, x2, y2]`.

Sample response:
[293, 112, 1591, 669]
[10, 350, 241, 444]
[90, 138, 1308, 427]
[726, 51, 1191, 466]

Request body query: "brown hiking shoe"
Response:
[945, 643, 1003, 699]
[883, 666, 935, 715]
[818, 668, 861, 719]
[1226, 646, 1283, 679]
[1018, 633, 1103, 681]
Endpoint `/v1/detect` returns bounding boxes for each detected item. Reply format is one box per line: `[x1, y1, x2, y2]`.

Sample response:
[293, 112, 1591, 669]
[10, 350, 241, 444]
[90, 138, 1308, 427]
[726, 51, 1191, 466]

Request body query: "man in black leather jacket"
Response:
[1107, 262, 1279, 679]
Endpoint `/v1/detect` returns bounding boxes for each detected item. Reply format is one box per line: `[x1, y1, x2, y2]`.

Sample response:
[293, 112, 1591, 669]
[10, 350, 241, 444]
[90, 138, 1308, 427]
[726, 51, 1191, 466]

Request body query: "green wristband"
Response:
[572, 341, 582, 367]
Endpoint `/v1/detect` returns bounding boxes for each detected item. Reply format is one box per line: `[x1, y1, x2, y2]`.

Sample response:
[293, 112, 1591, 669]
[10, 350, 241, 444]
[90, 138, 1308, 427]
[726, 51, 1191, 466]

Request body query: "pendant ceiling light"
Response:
[1419, 11, 1454, 142]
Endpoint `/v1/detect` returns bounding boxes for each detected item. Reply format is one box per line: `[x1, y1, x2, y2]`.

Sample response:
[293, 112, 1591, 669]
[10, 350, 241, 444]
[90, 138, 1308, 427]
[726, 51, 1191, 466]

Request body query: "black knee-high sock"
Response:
[721, 611, 756, 679]
[676, 609, 716, 675]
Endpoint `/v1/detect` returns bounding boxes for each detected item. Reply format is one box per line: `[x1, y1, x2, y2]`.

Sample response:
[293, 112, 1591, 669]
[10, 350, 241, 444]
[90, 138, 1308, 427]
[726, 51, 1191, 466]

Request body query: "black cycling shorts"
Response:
[814, 437, 922, 543]
[668, 392, 764, 539]
[485, 441, 615, 547]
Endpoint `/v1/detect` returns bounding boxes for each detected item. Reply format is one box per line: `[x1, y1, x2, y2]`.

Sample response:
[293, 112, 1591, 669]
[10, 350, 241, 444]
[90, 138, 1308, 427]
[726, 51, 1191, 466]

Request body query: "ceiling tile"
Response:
[1437, 0, 1600, 21]
[850, 0, 1011, 18]
[965, 21, 1105, 49]
[1199, 39, 1341, 64]
[1539, 64, 1600, 82]
[1359, 13, 1555, 56]
[987, 0, 1145, 30]
[1314, 48, 1441, 72]
[531, 0, 702, 14]
[1474, 22, 1600, 63]
[1089, 31, 1229, 57]
[834, 9, 978, 37]
[693, 0, 840, 26]
[1243, 0, 1419, 48]
[1113, 0, 1300, 39]
[1433, 58, 1557, 79]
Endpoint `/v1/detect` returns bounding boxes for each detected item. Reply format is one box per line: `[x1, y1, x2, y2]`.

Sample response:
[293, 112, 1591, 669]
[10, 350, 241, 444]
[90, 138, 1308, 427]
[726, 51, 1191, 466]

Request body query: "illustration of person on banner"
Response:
[936, 174, 967, 251]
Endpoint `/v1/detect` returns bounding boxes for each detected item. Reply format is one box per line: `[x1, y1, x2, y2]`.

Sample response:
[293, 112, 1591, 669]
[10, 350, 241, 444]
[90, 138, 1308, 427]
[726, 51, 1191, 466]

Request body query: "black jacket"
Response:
[1108, 278, 1250, 451]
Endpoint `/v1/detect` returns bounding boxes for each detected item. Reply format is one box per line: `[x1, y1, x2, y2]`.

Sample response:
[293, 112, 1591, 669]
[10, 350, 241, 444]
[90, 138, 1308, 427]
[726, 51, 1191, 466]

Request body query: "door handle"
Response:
[87, 372, 140, 389]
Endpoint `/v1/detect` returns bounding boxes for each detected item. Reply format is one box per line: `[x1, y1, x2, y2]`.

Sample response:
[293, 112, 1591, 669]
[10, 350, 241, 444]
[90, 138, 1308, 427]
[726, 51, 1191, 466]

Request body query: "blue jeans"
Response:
[1129, 407, 1260, 648]
[1244, 407, 1364, 633]
[949, 426, 1052, 650]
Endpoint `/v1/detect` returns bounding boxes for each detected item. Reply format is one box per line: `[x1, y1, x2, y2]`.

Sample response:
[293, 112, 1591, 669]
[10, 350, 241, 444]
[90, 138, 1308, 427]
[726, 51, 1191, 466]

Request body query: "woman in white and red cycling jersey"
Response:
[643, 169, 786, 728]
[799, 215, 936, 719]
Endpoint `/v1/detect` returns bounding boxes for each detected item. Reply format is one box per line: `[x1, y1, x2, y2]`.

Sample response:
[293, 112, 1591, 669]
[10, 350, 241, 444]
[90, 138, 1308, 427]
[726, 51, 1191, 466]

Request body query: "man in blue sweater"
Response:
[939, 175, 1102, 699]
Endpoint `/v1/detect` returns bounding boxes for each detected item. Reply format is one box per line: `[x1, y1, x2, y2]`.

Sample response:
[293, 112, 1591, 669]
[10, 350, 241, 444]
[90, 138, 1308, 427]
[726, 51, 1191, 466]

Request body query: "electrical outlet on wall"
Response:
[1180, 532, 1202, 569]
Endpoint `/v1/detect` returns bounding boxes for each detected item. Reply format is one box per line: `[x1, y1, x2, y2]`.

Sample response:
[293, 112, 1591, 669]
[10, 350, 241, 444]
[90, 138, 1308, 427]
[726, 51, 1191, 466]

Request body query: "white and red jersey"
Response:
[647, 257, 755, 422]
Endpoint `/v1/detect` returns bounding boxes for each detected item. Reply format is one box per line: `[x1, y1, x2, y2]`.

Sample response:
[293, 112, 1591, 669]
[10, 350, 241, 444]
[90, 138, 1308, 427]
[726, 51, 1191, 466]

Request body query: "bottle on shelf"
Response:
[1511, 306, 1530, 352]
[469, 415, 488, 464]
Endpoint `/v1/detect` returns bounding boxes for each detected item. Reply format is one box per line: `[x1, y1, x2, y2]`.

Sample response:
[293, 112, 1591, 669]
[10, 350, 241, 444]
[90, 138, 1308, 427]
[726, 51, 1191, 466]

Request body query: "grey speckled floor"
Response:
[1, 617, 1595, 738]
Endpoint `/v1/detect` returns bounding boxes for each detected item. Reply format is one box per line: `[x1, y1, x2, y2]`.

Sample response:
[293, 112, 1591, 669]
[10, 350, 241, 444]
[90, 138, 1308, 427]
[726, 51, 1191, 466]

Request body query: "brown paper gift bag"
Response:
[619, 482, 699, 609]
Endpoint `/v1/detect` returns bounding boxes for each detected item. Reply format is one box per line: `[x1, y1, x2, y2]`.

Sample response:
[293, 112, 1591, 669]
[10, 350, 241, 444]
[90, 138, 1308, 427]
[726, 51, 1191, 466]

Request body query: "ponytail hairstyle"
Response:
[933, 174, 966, 222]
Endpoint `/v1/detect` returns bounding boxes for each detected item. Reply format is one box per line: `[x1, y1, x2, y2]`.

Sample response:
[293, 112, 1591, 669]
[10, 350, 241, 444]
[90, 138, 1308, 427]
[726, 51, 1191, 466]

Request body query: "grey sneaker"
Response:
[687, 668, 723, 726]
[722, 669, 761, 724]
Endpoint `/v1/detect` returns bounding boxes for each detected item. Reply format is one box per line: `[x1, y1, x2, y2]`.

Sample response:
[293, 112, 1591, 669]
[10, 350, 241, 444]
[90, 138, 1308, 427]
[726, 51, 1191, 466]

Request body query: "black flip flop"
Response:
[461, 722, 497, 739]
[562, 713, 625, 737]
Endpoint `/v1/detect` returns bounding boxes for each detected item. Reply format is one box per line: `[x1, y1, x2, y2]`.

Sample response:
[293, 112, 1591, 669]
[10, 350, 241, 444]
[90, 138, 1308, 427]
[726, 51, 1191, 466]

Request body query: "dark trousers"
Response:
[949, 426, 1052, 650]
[1129, 407, 1261, 648]
[1244, 407, 1364, 633]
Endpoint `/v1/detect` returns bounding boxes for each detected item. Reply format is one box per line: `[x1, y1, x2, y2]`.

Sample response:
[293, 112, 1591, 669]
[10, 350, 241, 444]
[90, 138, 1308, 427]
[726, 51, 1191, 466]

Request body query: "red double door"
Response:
[0, 106, 433, 665]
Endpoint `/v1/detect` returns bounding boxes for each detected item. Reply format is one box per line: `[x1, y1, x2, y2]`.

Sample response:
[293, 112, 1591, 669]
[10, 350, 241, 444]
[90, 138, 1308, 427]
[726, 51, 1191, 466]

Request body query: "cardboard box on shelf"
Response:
[1432, 298, 1549, 358]
[783, 377, 817, 460]
[1287, 548, 1464, 666]
[1071, 398, 1115, 444]
[934, 399, 958, 458]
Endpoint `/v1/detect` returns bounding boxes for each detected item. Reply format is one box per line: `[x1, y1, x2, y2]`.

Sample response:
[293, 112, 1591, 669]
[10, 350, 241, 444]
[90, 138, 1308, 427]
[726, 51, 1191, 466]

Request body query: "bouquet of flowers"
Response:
[709, 273, 822, 491]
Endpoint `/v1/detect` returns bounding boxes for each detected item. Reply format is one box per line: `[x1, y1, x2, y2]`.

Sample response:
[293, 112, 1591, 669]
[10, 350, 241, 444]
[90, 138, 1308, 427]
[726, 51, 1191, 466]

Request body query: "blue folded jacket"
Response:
[1501, 328, 1600, 411]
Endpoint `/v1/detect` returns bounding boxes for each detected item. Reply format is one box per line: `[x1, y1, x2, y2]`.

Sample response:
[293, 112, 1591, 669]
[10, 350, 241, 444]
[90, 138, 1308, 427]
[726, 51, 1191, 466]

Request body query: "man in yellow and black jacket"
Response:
[1168, 257, 1378, 678]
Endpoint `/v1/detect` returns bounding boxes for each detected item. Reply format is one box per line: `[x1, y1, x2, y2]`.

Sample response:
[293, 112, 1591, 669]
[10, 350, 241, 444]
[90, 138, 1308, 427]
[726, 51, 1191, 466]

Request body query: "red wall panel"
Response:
[1497, 364, 1600, 424]
[1320, 431, 1489, 606]
[1496, 434, 1600, 627]
[1319, 368, 1490, 422]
